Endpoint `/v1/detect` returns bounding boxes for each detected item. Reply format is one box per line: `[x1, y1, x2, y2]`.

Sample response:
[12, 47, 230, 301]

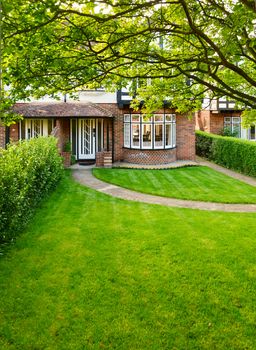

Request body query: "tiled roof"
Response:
[13, 102, 114, 118]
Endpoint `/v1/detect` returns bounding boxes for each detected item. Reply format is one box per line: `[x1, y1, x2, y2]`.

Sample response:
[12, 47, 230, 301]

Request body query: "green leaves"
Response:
[2, 0, 256, 118]
[0, 137, 64, 241]
[241, 109, 256, 128]
[196, 131, 256, 176]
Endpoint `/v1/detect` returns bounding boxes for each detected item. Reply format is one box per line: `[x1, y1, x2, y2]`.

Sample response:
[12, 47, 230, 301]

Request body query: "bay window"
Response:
[124, 113, 176, 149]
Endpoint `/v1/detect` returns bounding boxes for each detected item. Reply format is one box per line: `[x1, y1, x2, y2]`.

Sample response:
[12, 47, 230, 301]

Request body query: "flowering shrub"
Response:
[0, 137, 63, 241]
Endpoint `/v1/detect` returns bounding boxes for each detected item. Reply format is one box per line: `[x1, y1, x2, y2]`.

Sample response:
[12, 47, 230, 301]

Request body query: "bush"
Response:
[0, 137, 63, 242]
[196, 131, 256, 177]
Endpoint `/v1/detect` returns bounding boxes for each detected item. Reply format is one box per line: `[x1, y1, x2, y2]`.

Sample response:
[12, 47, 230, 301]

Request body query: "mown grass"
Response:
[0, 171, 256, 349]
[93, 166, 256, 203]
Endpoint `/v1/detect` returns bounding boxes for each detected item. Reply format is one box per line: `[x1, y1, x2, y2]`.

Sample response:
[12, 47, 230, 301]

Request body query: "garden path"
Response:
[72, 166, 256, 213]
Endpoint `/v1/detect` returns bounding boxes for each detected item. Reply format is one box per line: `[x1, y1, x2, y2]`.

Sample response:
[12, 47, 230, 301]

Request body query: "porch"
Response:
[13, 102, 115, 167]
[55, 117, 114, 167]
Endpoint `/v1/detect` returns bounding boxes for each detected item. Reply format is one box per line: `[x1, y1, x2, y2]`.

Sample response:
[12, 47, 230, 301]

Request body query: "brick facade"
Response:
[10, 123, 19, 142]
[10, 102, 196, 166]
[123, 148, 177, 165]
[96, 151, 112, 167]
[0, 124, 5, 148]
[53, 107, 196, 165]
[196, 110, 211, 132]
[61, 151, 71, 168]
[176, 115, 195, 160]
[55, 119, 70, 152]
[196, 110, 242, 134]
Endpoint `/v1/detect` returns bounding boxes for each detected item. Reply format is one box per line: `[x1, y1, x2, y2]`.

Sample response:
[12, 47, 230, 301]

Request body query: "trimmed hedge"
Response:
[0, 137, 63, 242]
[196, 131, 256, 177]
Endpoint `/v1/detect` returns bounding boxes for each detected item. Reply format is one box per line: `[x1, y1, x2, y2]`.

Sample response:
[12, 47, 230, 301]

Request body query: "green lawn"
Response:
[0, 172, 256, 349]
[93, 166, 256, 203]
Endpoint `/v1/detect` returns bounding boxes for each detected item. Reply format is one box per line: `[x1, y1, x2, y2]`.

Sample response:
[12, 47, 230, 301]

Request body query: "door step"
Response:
[78, 160, 96, 166]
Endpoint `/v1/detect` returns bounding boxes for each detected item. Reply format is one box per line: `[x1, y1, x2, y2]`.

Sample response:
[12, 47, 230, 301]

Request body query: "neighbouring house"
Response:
[196, 97, 256, 141]
[0, 89, 195, 167]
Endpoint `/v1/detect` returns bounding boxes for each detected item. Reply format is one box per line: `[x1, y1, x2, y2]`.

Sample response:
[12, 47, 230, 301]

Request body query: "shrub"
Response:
[196, 131, 256, 177]
[0, 137, 63, 242]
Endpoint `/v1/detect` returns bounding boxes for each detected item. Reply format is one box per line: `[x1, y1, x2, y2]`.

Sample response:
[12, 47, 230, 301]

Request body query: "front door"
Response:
[78, 119, 96, 159]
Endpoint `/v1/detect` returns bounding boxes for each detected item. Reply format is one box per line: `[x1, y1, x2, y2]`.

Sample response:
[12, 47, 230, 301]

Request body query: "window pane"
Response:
[124, 114, 130, 122]
[250, 125, 256, 140]
[172, 114, 176, 122]
[155, 124, 163, 148]
[233, 117, 241, 124]
[142, 124, 152, 148]
[232, 124, 240, 137]
[131, 114, 140, 122]
[132, 124, 140, 148]
[172, 123, 176, 147]
[165, 124, 172, 147]
[20, 120, 25, 139]
[124, 123, 130, 147]
[34, 120, 41, 137]
[224, 117, 231, 123]
[154, 114, 164, 122]
[142, 114, 152, 123]
[26, 120, 32, 140]
[165, 114, 171, 121]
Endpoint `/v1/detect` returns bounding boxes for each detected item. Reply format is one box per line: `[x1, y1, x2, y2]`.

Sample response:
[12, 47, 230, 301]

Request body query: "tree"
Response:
[2, 0, 256, 124]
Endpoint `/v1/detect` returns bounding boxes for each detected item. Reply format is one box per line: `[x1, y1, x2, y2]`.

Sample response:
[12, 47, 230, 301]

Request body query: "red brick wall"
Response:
[195, 110, 211, 132]
[99, 103, 127, 162]
[176, 115, 195, 161]
[96, 151, 112, 167]
[123, 148, 177, 165]
[210, 111, 242, 134]
[56, 119, 70, 151]
[9, 123, 19, 142]
[210, 114, 224, 134]
[195, 110, 242, 135]
[0, 124, 5, 148]
[113, 113, 124, 162]
[61, 151, 71, 168]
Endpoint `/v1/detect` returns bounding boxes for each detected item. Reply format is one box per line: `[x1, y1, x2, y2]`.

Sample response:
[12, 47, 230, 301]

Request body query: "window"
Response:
[249, 125, 256, 141]
[124, 113, 176, 149]
[224, 116, 241, 137]
[19, 119, 54, 140]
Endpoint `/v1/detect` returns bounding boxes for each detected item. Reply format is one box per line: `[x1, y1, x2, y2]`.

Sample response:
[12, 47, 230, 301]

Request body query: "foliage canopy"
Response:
[2, 0, 256, 121]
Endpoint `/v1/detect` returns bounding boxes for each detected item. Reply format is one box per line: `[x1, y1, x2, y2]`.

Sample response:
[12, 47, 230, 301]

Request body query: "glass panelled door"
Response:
[78, 119, 96, 159]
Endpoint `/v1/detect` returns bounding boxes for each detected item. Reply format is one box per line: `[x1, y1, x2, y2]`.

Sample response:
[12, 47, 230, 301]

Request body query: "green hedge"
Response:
[196, 131, 256, 177]
[0, 137, 63, 242]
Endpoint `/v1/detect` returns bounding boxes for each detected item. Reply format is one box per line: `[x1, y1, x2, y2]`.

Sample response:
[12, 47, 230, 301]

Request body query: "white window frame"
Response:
[124, 113, 176, 150]
[20, 119, 48, 140]
[224, 116, 241, 137]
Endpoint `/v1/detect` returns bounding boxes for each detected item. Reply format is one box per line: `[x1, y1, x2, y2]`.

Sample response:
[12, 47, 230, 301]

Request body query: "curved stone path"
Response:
[72, 169, 256, 213]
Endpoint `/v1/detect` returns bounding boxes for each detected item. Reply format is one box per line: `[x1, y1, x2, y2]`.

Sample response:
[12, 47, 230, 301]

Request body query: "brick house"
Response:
[196, 98, 256, 141]
[0, 90, 195, 166]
